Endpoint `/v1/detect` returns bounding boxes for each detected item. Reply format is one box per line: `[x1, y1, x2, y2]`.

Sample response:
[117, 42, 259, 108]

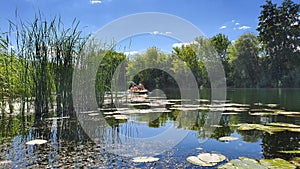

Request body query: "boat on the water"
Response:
[129, 82, 149, 95]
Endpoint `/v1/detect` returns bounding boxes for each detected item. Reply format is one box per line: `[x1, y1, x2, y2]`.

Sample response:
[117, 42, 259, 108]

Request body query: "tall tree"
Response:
[210, 34, 231, 85]
[257, 0, 300, 87]
[229, 33, 260, 87]
[173, 40, 209, 88]
[210, 33, 231, 62]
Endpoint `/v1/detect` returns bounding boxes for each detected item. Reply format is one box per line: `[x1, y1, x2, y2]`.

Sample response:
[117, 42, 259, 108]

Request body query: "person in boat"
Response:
[137, 83, 145, 90]
[129, 82, 138, 92]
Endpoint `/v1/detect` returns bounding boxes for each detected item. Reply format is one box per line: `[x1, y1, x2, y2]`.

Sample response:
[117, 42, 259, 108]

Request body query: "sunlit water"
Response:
[0, 88, 299, 168]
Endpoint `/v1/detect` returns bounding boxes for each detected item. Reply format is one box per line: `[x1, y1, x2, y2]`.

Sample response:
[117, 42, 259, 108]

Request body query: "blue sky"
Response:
[0, 0, 286, 54]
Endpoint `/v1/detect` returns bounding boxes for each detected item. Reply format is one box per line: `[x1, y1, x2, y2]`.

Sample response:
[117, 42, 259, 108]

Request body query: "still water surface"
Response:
[0, 88, 299, 168]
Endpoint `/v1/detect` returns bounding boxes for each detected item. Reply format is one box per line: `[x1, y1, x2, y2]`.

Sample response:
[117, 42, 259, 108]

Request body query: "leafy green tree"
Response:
[95, 50, 126, 107]
[210, 33, 231, 62]
[173, 40, 209, 88]
[257, 0, 300, 87]
[127, 47, 176, 90]
[229, 33, 260, 87]
[210, 34, 231, 85]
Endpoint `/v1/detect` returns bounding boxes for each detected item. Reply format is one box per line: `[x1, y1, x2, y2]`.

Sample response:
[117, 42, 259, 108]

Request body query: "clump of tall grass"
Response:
[5, 13, 87, 119]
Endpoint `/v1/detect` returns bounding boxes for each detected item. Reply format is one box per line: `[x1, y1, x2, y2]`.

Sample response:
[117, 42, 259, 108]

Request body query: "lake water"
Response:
[0, 88, 299, 168]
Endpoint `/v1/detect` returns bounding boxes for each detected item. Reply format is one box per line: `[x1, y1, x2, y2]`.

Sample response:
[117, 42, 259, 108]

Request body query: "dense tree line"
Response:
[129, 0, 299, 89]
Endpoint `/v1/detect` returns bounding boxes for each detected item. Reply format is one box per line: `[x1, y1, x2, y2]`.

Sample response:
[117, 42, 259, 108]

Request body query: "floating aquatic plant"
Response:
[218, 136, 239, 141]
[218, 157, 297, 169]
[26, 139, 47, 145]
[132, 156, 159, 163]
[187, 153, 226, 167]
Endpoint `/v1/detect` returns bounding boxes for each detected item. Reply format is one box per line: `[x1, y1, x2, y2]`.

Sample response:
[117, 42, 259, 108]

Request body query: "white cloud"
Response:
[150, 31, 159, 35]
[219, 25, 227, 29]
[124, 51, 140, 56]
[172, 41, 198, 48]
[235, 22, 240, 25]
[90, 0, 102, 4]
[150, 31, 172, 35]
[231, 20, 235, 23]
[238, 26, 251, 30]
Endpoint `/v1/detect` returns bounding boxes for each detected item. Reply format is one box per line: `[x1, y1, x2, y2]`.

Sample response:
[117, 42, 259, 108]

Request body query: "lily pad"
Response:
[113, 115, 128, 120]
[261, 126, 286, 134]
[224, 107, 249, 112]
[46, 116, 70, 120]
[278, 150, 300, 154]
[219, 136, 239, 141]
[277, 111, 300, 115]
[0, 160, 12, 165]
[285, 114, 300, 118]
[88, 113, 100, 116]
[265, 104, 279, 108]
[197, 153, 226, 164]
[186, 156, 217, 166]
[211, 125, 223, 128]
[222, 112, 239, 115]
[260, 158, 296, 169]
[290, 157, 300, 167]
[267, 122, 300, 128]
[218, 158, 266, 169]
[286, 128, 300, 132]
[228, 123, 242, 127]
[249, 112, 278, 116]
[26, 139, 47, 145]
[253, 102, 264, 106]
[237, 124, 264, 131]
[132, 156, 159, 163]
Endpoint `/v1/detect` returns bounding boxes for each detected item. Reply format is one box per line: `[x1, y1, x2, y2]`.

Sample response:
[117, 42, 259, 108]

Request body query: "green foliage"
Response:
[210, 34, 231, 85]
[228, 33, 260, 87]
[173, 39, 210, 88]
[127, 47, 177, 90]
[257, 0, 300, 87]
[95, 50, 126, 106]
[210, 33, 231, 62]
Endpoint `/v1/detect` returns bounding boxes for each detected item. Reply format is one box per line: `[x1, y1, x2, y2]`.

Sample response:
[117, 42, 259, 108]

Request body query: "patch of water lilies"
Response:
[26, 139, 47, 145]
[276, 111, 300, 115]
[260, 158, 297, 169]
[0, 160, 12, 165]
[222, 112, 239, 115]
[187, 152, 227, 167]
[278, 150, 300, 154]
[132, 156, 159, 163]
[228, 123, 242, 127]
[211, 125, 223, 128]
[88, 113, 100, 116]
[46, 116, 70, 120]
[248, 109, 300, 118]
[218, 157, 297, 169]
[237, 123, 300, 134]
[112, 115, 129, 120]
[249, 112, 279, 116]
[218, 136, 239, 141]
[290, 157, 300, 167]
[267, 122, 300, 128]
[169, 103, 250, 112]
[254, 102, 279, 108]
